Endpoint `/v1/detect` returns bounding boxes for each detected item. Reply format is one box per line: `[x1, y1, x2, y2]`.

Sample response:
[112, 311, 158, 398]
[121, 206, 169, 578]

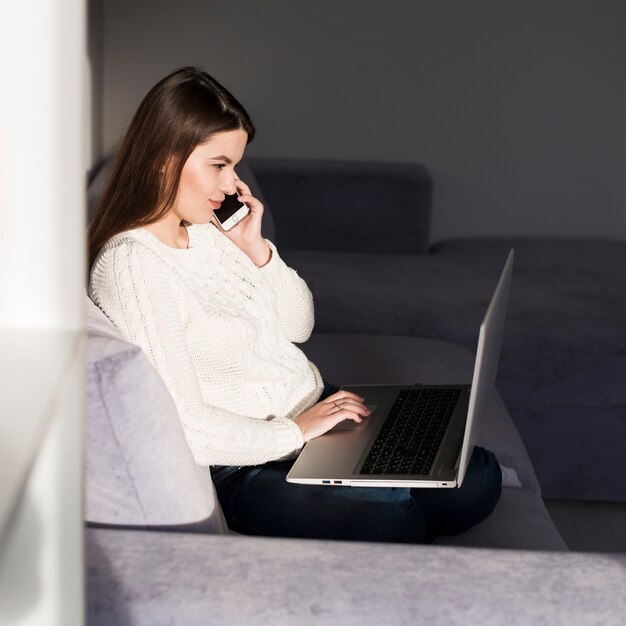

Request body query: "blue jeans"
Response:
[212, 382, 502, 544]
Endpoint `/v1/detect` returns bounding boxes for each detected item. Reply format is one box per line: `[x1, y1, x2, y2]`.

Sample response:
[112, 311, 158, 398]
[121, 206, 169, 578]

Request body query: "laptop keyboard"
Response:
[359, 388, 461, 476]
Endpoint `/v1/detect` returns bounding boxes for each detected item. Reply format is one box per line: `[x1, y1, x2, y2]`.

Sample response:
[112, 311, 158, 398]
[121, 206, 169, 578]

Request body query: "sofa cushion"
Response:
[85, 296, 227, 533]
[434, 487, 567, 550]
[88, 527, 616, 626]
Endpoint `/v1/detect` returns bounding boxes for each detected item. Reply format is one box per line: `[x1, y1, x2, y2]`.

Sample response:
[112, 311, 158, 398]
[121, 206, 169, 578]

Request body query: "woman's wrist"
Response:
[256, 245, 272, 268]
[243, 240, 272, 267]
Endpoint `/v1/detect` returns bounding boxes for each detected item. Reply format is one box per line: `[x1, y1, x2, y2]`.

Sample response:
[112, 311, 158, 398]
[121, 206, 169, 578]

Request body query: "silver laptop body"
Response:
[287, 250, 514, 489]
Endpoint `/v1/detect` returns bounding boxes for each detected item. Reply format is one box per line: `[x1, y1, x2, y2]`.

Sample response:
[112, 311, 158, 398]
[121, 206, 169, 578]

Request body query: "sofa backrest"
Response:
[85, 295, 227, 533]
[248, 158, 432, 254]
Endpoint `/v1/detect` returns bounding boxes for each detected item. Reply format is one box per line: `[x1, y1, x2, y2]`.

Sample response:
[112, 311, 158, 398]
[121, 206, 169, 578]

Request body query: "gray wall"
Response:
[99, 0, 626, 242]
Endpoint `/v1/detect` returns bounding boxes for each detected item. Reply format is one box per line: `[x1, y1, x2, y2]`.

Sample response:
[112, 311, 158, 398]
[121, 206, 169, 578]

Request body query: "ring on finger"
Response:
[333, 401, 342, 412]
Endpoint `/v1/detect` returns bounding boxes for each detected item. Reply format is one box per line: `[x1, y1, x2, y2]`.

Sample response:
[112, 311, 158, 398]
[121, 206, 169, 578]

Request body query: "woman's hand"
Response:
[294, 390, 371, 443]
[213, 177, 271, 267]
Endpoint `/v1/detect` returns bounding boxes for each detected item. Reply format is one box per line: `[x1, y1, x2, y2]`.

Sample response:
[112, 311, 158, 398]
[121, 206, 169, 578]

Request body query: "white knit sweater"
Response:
[89, 222, 324, 467]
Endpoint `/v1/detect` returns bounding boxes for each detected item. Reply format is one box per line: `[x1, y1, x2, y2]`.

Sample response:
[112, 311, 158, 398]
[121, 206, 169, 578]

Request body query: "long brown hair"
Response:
[88, 66, 255, 267]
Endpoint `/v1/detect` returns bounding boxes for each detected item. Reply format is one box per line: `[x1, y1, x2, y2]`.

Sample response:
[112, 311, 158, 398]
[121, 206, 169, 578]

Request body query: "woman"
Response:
[89, 66, 501, 543]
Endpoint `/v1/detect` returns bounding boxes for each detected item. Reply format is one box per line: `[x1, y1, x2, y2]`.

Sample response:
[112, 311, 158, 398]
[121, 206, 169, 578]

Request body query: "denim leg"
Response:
[412, 446, 502, 539]
[214, 446, 501, 544]
[215, 461, 428, 543]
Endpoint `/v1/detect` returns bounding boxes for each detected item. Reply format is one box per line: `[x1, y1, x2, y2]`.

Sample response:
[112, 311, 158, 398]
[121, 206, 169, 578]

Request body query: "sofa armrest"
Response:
[248, 158, 432, 254]
[87, 528, 625, 625]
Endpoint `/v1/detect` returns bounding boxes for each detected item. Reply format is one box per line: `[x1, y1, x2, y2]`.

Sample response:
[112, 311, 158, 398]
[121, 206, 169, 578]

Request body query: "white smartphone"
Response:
[213, 193, 250, 231]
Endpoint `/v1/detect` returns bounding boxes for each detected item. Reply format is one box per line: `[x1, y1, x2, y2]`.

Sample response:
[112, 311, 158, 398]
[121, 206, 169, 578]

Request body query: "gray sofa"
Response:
[85, 157, 626, 624]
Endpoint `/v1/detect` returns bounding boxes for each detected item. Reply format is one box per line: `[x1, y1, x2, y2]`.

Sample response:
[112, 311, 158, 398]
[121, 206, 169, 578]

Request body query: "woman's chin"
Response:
[188, 213, 214, 225]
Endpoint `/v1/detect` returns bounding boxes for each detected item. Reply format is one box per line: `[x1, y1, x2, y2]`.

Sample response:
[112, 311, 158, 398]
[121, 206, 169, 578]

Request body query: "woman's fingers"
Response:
[327, 390, 366, 404]
[326, 399, 371, 421]
[325, 391, 370, 422]
[234, 177, 252, 197]
[295, 392, 371, 441]
[231, 177, 263, 215]
[236, 193, 263, 215]
[327, 399, 370, 415]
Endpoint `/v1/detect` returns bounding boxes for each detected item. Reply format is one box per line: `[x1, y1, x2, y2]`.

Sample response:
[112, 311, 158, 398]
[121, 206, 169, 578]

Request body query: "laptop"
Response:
[287, 250, 514, 489]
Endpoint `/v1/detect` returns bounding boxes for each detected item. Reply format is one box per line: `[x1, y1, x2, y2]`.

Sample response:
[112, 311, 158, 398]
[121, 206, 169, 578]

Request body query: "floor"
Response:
[544, 499, 626, 552]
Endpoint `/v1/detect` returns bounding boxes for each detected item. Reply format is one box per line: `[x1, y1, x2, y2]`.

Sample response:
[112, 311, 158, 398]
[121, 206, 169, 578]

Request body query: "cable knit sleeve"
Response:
[89, 241, 305, 467]
[258, 239, 315, 343]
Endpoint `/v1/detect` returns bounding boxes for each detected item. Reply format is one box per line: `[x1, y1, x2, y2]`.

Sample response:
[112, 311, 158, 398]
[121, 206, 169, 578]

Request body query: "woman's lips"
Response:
[209, 200, 222, 209]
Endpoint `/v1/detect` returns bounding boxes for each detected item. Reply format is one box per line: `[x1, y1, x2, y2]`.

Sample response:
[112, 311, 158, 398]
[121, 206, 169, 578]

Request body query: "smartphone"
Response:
[213, 193, 250, 231]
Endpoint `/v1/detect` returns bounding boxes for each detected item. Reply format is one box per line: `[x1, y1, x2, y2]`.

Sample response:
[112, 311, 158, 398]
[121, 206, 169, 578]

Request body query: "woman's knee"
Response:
[413, 446, 502, 537]
[462, 446, 502, 508]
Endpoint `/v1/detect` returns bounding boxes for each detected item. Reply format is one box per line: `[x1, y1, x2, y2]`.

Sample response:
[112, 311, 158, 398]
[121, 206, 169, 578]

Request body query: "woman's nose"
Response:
[219, 176, 237, 195]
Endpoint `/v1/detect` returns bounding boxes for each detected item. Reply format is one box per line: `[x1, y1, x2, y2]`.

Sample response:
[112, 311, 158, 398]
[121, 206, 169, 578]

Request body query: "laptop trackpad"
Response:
[331, 405, 377, 431]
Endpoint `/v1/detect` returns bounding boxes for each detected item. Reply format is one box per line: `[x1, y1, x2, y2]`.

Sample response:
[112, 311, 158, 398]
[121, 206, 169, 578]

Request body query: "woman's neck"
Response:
[144, 217, 189, 249]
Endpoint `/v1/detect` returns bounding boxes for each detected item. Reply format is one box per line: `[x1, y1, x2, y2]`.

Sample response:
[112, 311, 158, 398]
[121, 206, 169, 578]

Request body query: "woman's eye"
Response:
[213, 163, 226, 170]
